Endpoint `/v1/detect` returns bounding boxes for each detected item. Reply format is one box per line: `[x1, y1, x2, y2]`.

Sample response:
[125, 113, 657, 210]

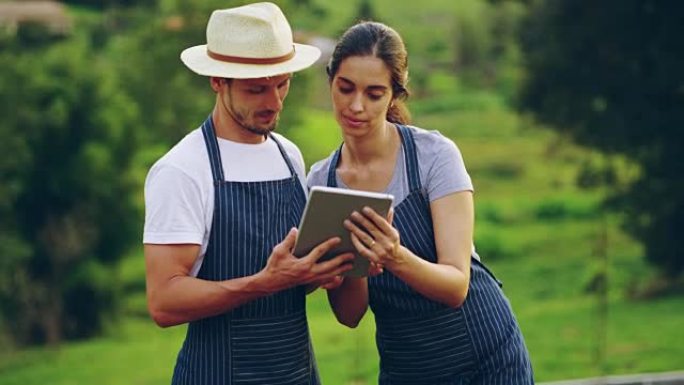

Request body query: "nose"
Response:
[265, 87, 283, 112]
[349, 92, 363, 113]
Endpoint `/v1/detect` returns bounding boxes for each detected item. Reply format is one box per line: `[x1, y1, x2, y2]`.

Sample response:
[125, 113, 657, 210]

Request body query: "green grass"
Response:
[0, 318, 183, 385]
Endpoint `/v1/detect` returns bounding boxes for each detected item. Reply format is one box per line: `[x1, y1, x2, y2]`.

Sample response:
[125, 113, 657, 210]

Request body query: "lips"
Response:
[256, 111, 276, 122]
[342, 115, 365, 128]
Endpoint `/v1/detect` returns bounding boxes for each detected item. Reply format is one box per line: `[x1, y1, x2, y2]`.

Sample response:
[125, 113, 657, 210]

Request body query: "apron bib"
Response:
[171, 117, 318, 385]
[326, 124, 533, 385]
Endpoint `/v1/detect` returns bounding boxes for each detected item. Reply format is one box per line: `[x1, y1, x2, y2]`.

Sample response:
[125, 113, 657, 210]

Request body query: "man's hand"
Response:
[260, 228, 354, 292]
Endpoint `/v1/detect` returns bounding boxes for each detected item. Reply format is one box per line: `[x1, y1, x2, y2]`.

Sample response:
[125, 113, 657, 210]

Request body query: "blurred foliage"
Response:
[519, 0, 684, 277]
[0, 33, 140, 345]
[450, 1, 526, 98]
[355, 0, 379, 22]
[61, 0, 157, 9]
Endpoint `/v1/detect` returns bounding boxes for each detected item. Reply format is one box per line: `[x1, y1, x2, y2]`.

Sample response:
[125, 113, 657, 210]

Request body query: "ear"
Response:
[210, 77, 223, 92]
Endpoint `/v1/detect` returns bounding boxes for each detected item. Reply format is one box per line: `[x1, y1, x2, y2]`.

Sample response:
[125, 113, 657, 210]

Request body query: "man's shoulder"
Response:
[270, 132, 301, 153]
[151, 128, 208, 175]
[270, 132, 305, 171]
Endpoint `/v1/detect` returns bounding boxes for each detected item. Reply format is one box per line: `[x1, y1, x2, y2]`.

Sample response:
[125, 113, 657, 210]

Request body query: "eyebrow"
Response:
[337, 76, 388, 92]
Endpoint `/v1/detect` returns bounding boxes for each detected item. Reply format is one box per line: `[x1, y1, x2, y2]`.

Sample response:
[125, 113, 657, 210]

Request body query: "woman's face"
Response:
[331, 55, 393, 137]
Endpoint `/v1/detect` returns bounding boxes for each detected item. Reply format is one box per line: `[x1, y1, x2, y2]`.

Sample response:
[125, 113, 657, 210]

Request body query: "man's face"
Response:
[218, 74, 292, 136]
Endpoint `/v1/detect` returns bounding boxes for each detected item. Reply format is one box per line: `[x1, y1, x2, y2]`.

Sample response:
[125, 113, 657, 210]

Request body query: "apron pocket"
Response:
[231, 311, 311, 385]
[377, 308, 477, 384]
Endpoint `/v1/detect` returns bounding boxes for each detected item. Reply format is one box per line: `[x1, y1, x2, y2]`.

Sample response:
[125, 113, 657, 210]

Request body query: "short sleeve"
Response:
[306, 156, 333, 191]
[422, 133, 473, 201]
[143, 163, 206, 245]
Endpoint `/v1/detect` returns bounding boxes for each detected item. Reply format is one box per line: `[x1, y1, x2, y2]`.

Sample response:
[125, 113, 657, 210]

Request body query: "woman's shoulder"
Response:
[400, 125, 473, 196]
[307, 150, 337, 187]
[402, 125, 461, 158]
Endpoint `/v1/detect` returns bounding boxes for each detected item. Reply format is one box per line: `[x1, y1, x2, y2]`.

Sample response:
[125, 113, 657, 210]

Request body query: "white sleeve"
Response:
[143, 163, 207, 245]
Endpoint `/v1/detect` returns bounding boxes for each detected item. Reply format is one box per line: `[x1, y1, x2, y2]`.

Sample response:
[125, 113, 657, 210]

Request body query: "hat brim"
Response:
[180, 43, 321, 79]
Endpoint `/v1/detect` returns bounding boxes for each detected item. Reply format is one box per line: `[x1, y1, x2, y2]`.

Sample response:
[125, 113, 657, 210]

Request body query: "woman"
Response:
[307, 21, 534, 384]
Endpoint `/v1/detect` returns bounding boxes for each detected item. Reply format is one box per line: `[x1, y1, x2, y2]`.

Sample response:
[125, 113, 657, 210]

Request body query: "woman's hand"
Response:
[313, 258, 384, 293]
[317, 275, 346, 290]
[367, 261, 384, 276]
[345, 207, 405, 270]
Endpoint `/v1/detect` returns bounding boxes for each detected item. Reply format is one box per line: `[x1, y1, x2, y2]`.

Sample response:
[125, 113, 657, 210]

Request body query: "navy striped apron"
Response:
[326, 125, 534, 385]
[171, 117, 319, 385]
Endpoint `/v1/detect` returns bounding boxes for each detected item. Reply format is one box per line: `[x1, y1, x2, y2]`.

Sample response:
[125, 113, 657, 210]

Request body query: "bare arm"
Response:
[345, 191, 473, 308]
[326, 276, 370, 327]
[325, 214, 388, 328]
[145, 228, 354, 327]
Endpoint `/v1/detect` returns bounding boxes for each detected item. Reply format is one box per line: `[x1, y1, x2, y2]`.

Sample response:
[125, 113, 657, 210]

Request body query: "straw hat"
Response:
[181, 2, 321, 79]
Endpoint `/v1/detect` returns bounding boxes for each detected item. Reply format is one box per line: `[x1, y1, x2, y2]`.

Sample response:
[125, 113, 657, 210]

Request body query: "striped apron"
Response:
[171, 117, 319, 385]
[326, 125, 534, 385]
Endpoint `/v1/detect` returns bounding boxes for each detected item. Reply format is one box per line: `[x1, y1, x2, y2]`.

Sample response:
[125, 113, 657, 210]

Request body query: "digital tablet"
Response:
[293, 186, 394, 277]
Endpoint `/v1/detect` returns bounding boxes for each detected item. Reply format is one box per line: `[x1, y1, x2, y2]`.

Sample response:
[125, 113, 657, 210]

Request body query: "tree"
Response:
[0, 35, 140, 345]
[518, 0, 684, 278]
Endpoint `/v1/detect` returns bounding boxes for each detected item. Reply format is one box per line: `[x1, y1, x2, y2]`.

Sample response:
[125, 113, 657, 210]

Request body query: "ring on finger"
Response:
[368, 239, 376, 248]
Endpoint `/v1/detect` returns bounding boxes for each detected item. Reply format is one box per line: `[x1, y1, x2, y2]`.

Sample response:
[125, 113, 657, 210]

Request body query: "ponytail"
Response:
[387, 100, 411, 125]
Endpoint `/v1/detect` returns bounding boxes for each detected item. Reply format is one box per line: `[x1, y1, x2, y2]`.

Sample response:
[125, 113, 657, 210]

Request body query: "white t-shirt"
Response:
[143, 128, 306, 276]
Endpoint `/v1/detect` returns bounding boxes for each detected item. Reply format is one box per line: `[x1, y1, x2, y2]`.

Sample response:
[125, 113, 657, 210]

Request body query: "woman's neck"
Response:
[342, 121, 398, 166]
[337, 121, 400, 192]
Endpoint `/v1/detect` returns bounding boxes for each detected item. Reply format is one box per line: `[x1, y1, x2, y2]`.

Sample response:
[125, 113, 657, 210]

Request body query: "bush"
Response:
[533, 197, 599, 221]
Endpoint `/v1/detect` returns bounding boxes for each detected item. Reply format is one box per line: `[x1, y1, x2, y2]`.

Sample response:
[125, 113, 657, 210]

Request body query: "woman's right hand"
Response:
[345, 207, 405, 270]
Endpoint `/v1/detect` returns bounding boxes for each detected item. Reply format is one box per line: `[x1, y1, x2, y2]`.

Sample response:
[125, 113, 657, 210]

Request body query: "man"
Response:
[143, 3, 353, 384]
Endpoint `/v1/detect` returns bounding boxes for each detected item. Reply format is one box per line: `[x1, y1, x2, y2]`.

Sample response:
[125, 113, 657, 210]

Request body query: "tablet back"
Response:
[293, 186, 394, 277]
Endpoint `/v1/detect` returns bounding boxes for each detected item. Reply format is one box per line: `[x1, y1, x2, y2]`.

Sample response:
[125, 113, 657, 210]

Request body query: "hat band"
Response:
[207, 47, 296, 65]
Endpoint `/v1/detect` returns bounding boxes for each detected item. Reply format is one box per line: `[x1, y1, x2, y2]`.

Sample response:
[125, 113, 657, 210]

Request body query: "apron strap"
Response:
[201, 115, 226, 184]
[269, 133, 298, 180]
[396, 124, 423, 193]
[326, 144, 343, 187]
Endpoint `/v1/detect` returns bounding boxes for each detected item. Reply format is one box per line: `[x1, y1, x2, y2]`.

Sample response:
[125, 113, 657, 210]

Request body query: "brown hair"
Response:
[326, 21, 411, 125]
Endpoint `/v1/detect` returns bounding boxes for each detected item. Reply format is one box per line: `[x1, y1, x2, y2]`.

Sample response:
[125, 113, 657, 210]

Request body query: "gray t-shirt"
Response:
[306, 125, 474, 205]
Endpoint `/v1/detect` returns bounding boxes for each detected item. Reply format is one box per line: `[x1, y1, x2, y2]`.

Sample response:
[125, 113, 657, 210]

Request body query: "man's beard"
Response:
[241, 115, 278, 136]
[221, 91, 278, 136]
